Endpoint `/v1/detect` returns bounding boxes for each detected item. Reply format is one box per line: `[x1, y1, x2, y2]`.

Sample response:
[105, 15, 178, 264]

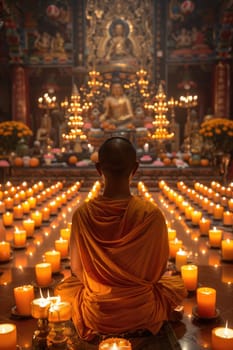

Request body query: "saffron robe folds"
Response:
[56, 196, 186, 340]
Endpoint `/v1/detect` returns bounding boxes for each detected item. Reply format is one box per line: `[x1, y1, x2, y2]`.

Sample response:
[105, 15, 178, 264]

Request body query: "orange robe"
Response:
[56, 196, 186, 340]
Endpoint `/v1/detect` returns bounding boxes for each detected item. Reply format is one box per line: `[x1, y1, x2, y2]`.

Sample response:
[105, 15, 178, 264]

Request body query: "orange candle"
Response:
[13, 228, 26, 247]
[223, 211, 233, 226]
[212, 324, 233, 350]
[48, 301, 72, 322]
[55, 238, 69, 259]
[197, 287, 216, 318]
[221, 239, 233, 261]
[13, 204, 23, 219]
[209, 227, 223, 248]
[169, 238, 183, 258]
[184, 206, 194, 220]
[99, 337, 132, 350]
[13, 284, 35, 316]
[60, 228, 71, 241]
[31, 297, 51, 319]
[228, 199, 233, 211]
[0, 323, 17, 350]
[35, 263, 52, 287]
[22, 200, 30, 214]
[41, 207, 50, 222]
[0, 201, 5, 214]
[191, 210, 202, 226]
[175, 249, 187, 272]
[213, 204, 224, 220]
[49, 201, 58, 215]
[22, 219, 35, 237]
[28, 196, 36, 209]
[181, 264, 198, 291]
[199, 218, 211, 235]
[31, 211, 42, 228]
[2, 212, 13, 226]
[44, 250, 61, 273]
[4, 197, 14, 210]
[0, 241, 11, 262]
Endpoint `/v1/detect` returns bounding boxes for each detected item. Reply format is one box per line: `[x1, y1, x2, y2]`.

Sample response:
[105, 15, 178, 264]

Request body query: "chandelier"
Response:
[62, 84, 87, 143]
[150, 83, 174, 142]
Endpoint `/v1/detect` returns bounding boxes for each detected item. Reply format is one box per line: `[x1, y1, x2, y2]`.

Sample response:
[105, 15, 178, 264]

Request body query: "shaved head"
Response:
[98, 137, 137, 177]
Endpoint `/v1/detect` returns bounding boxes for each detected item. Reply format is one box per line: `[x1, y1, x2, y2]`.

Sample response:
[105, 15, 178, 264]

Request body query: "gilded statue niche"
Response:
[85, 0, 154, 76]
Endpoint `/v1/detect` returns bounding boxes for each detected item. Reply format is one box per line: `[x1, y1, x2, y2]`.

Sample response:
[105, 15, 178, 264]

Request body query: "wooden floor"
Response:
[0, 180, 232, 349]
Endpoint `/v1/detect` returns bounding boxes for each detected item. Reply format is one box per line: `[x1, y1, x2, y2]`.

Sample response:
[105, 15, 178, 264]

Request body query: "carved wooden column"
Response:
[12, 66, 30, 125]
[213, 61, 230, 118]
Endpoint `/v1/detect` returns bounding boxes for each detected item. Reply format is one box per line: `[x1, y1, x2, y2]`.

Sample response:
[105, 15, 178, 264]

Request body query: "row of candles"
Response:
[158, 181, 233, 261]
[0, 181, 104, 350]
[0, 180, 82, 263]
[137, 181, 233, 350]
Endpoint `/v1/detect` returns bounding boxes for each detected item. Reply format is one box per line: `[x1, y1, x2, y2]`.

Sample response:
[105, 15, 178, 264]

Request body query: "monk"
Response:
[55, 137, 187, 340]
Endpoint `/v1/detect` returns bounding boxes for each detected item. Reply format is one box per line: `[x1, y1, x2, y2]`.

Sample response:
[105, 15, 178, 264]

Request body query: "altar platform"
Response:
[8, 164, 221, 189]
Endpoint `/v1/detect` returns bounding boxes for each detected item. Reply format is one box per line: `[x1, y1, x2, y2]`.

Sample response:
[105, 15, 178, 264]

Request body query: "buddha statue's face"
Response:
[114, 24, 124, 36]
[111, 84, 123, 97]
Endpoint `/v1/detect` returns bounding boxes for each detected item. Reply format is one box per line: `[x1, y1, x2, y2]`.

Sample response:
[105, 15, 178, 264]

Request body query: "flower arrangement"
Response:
[199, 118, 233, 153]
[0, 121, 33, 152]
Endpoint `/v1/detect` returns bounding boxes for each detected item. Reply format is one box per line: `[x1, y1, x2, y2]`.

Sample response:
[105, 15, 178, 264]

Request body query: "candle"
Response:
[197, 287, 216, 318]
[209, 227, 223, 248]
[55, 238, 69, 259]
[191, 210, 202, 226]
[4, 197, 14, 210]
[49, 201, 58, 215]
[13, 194, 21, 205]
[28, 196, 36, 209]
[22, 200, 30, 214]
[0, 323, 17, 350]
[228, 199, 233, 211]
[199, 218, 211, 235]
[221, 239, 233, 261]
[22, 219, 35, 237]
[31, 298, 51, 319]
[31, 211, 42, 228]
[0, 241, 11, 262]
[60, 228, 71, 241]
[13, 284, 35, 316]
[212, 324, 233, 350]
[0, 201, 5, 213]
[44, 250, 61, 273]
[181, 264, 198, 291]
[99, 337, 132, 350]
[13, 204, 23, 219]
[184, 206, 194, 220]
[2, 211, 13, 226]
[48, 301, 72, 322]
[13, 228, 26, 247]
[213, 205, 224, 220]
[35, 263, 52, 287]
[42, 207, 50, 222]
[175, 249, 187, 272]
[169, 238, 183, 259]
[223, 211, 233, 226]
